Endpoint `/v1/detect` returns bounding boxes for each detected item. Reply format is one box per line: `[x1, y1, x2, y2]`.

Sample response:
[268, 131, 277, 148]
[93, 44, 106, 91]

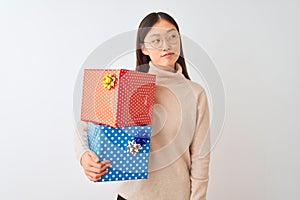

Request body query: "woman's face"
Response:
[141, 19, 181, 69]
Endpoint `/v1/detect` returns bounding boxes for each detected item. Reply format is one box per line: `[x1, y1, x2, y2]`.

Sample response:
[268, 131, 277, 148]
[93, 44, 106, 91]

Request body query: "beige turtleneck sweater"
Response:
[74, 62, 211, 200]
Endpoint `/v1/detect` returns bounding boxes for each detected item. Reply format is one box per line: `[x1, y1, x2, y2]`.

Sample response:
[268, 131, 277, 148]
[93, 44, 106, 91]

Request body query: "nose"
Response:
[161, 38, 171, 50]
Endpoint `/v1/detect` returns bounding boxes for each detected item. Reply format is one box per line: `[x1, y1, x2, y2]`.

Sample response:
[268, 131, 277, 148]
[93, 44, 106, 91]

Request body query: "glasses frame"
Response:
[143, 30, 181, 49]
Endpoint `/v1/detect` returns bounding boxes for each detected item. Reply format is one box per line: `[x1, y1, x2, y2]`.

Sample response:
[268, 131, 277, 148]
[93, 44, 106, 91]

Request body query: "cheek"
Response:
[173, 45, 181, 55]
[148, 51, 161, 61]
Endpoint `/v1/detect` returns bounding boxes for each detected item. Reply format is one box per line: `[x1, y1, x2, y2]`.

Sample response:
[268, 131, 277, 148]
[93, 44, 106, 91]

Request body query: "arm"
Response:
[189, 90, 211, 200]
[74, 121, 91, 163]
[74, 120, 90, 162]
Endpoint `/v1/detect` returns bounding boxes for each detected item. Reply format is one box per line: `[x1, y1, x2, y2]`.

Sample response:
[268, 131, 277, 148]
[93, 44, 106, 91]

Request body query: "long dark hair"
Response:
[136, 12, 190, 80]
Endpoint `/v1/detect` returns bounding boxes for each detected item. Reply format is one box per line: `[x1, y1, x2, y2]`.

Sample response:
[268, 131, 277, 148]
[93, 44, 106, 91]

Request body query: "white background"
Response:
[0, 0, 299, 199]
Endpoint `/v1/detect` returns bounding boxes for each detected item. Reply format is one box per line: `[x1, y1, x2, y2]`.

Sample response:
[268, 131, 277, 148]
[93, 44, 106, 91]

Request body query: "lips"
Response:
[161, 52, 174, 57]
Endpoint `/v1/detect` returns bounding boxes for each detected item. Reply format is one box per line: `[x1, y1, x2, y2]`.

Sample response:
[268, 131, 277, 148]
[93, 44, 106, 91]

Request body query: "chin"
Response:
[161, 61, 176, 68]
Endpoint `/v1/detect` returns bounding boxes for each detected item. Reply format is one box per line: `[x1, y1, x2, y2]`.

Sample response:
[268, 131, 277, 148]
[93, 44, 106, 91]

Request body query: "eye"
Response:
[151, 39, 161, 44]
[168, 34, 178, 40]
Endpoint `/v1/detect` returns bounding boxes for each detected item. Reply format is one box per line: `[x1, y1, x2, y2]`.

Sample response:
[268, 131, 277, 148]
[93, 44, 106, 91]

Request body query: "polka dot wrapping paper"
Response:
[81, 69, 156, 128]
[87, 122, 152, 182]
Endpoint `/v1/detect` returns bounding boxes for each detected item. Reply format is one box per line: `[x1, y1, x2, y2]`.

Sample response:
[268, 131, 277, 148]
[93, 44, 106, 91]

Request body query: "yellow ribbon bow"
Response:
[102, 74, 117, 90]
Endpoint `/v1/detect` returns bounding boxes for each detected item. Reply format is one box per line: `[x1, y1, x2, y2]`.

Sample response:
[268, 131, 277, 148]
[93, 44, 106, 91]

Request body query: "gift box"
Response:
[87, 122, 152, 182]
[81, 69, 156, 128]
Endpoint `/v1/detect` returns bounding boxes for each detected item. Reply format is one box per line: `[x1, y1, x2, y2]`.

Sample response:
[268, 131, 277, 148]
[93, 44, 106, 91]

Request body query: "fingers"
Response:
[84, 159, 111, 182]
[89, 159, 110, 169]
[100, 159, 111, 165]
[81, 151, 112, 182]
[100, 162, 111, 172]
[87, 163, 111, 174]
[88, 151, 100, 162]
[87, 175, 98, 182]
[82, 151, 110, 169]
[85, 168, 109, 182]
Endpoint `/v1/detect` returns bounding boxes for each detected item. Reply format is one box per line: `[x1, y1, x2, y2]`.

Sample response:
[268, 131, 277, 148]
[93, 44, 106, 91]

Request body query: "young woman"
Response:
[75, 12, 211, 200]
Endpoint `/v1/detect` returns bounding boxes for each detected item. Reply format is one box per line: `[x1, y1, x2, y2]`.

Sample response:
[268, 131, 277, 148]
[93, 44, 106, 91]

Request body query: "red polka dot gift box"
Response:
[81, 69, 156, 128]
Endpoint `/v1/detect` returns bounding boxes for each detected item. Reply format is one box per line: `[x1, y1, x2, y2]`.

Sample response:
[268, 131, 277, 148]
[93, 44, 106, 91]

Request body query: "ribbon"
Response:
[127, 140, 142, 155]
[133, 129, 150, 145]
[127, 129, 150, 155]
[102, 73, 117, 90]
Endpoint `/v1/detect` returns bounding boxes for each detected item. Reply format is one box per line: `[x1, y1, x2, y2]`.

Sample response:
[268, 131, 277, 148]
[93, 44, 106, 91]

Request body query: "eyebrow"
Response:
[148, 28, 177, 37]
[167, 28, 177, 33]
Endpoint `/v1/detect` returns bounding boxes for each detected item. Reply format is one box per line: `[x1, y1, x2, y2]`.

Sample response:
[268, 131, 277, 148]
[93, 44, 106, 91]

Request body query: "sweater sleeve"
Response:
[189, 90, 211, 200]
[74, 120, 91, 162]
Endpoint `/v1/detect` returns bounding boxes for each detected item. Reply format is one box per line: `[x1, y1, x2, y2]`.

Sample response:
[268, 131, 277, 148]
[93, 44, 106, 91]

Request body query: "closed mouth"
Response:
[161, 53, 174, 57]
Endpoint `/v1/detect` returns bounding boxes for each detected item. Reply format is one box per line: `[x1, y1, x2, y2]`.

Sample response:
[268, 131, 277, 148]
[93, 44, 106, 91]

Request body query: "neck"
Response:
[152, 63, 176, 72]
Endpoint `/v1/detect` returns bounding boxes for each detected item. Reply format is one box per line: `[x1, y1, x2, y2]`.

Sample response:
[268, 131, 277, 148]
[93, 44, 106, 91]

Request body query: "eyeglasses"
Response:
[143, 31, 180, 49]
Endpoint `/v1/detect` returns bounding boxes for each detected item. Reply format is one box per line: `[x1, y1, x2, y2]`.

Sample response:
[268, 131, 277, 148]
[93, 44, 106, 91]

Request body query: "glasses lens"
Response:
[148, 35, 162, 49]
[167, 32, 179, 44]
[145, 31, 180, 49]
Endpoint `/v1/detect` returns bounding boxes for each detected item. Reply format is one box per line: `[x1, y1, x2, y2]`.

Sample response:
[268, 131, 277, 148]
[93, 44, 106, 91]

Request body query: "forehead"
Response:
[147, 19, 178, 35]
[152, 19, 177, 29]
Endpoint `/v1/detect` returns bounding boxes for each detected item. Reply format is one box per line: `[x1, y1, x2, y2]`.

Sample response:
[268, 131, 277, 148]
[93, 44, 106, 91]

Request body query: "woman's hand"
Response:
[80, 151, 111, 182]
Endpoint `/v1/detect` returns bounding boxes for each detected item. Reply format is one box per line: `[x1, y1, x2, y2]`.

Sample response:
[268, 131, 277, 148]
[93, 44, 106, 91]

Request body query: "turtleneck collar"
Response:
[148, 61, 184, 81]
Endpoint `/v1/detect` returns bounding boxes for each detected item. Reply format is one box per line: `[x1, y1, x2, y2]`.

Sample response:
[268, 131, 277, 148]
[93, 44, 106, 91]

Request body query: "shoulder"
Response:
[185, 79, 209, 109]
[186, 79, 206, 97]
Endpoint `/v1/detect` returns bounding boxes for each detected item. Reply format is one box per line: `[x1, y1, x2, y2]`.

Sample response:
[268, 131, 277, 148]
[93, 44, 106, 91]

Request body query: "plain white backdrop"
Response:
[0, 0, 299, 199]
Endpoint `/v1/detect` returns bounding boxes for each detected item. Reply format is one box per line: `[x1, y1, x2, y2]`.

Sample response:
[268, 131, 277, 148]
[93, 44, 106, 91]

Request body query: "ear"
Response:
[141, 44, 150, 56]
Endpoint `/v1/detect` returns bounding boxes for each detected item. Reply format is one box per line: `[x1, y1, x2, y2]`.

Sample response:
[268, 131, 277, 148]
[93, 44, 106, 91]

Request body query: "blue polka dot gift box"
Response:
[81, 69, 156, 128]
[87, 122, 152, 182]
